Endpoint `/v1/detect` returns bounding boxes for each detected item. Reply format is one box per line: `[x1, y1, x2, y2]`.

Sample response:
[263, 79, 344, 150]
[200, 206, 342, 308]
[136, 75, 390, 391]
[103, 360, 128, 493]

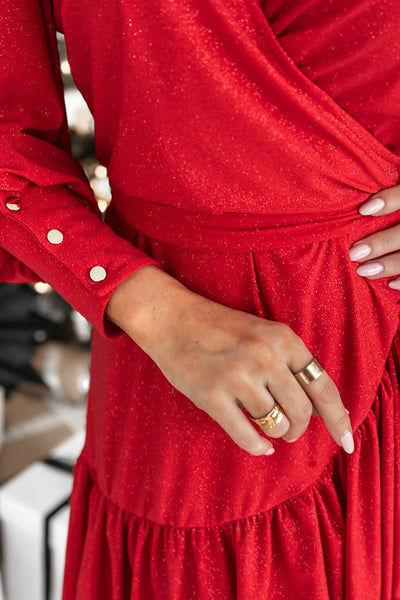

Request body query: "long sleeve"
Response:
[0, 0, 160, 336]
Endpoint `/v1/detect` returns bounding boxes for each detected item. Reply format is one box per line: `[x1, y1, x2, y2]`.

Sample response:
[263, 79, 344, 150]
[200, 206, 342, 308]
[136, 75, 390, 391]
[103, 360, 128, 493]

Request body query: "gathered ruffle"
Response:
[63, 330, 400, 600]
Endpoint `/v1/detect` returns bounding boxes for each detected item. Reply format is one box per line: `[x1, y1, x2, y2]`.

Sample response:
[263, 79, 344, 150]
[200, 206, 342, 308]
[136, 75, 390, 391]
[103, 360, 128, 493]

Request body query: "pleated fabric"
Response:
[1, 1, 400, 598]
[64, 325, 400, 600]
[48, 1, 400, 597]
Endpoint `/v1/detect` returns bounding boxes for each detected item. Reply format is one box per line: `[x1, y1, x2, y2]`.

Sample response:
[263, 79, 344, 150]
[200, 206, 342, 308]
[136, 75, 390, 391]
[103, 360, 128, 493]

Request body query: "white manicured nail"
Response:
[389, 279, 400, 290]
[286, 438, 299, 443]
[349, 243, 372, 261]
[359, 197, 385, 215]
[264, 447, 275, 455]
[356, 262, 383, 276]
[341, 429, 354, 454]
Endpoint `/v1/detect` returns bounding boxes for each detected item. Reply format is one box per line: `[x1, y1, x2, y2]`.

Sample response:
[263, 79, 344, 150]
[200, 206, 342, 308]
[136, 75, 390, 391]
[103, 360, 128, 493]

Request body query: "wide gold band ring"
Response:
[293, 357, 324, 386]
[249, 403, 284, 430]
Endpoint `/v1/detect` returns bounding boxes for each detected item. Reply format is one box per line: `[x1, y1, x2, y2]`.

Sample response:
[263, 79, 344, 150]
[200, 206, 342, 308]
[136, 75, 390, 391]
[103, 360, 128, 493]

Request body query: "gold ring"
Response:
[249, 403, 284, 430]
[293, 357, 324, 386]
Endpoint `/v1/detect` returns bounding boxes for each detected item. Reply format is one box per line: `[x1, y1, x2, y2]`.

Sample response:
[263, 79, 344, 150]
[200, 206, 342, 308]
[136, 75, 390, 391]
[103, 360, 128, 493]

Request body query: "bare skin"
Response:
[106, 184, 400, 458]
[105, 265, 352, 457]
[349, 185, 400, 287]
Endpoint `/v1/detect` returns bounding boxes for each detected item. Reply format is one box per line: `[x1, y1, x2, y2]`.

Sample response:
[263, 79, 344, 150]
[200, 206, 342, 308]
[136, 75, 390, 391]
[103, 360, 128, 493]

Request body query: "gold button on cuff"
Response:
[5, 200, 21, 211]
[89, 266, 107, 282]
[46, 229, 64, 244]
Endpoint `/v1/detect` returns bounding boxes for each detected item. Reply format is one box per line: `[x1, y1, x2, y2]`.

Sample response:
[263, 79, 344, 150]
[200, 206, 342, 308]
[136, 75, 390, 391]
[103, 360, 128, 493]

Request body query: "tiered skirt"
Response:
[63, 325, 400, 599]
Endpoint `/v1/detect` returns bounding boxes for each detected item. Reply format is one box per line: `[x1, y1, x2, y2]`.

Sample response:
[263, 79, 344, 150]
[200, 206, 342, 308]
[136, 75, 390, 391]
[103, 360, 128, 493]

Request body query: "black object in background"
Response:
[0, 284, 74, 397]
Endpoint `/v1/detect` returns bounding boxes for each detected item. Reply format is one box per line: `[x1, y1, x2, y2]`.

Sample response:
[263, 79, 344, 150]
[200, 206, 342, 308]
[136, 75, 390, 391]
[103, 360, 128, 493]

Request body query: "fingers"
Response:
[349, 185, 400, 284]
[349, 224, 400, 284]
[186, 317, 353, 456]
[358, 185, 400, 217]
[354, 249, 400, 280]
[294, 369, 354, 453]
[233, 352, 314, 442]
[266, 366, 313, 442]
[285, 347, 353, 452]
[208, 393, 276, 456]
[349, 222, 400, 268]
[238, 353, 352, 452]
[242, 365, 353, 453]
[239, 383, 291, 439]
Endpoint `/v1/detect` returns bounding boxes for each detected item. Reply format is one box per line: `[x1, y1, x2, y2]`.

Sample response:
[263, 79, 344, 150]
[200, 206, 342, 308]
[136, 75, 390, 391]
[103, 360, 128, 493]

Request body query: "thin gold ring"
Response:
[293, 357, 324, 386]
[249, 403, 284, 430]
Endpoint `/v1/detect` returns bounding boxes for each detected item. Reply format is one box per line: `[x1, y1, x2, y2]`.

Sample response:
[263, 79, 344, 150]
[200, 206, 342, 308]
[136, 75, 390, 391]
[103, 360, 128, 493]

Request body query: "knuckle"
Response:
[312, 375, 337, 405]
[225, 359, 246, 380]
[290, 402, 313, 427]
[263, 322, 298, 358]
[244, 322, 305, 367]
[277, 325, 306, 357]
[275, 322, 295, 345]
[376, 231, 392, 254]
[240, 335, 277, 366]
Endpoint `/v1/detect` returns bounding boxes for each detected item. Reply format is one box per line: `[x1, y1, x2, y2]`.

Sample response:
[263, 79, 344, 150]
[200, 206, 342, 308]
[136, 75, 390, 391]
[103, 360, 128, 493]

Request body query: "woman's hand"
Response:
[349, 185, 400, 289]
[106, 266, 353, 457]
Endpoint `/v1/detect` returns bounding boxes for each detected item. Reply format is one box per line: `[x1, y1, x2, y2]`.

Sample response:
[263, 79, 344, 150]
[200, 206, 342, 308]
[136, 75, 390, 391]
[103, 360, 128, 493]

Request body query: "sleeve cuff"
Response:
[0, 183, 162, 338]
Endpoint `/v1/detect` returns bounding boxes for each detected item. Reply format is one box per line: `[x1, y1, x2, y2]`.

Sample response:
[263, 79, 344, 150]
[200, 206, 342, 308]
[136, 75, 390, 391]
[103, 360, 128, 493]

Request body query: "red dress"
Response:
[1, 1, 400, 597]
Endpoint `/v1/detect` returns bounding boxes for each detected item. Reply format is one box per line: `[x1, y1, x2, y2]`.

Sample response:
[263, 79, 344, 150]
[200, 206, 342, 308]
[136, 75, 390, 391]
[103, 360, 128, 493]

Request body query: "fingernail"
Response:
[286, 437, 299, 443]
[340, 429, 355, 454]
[356, 262, 383, 276]
[264, 447, 275, 456]
[349, 243, 372, 261]
[359, 197, 385, 215]
[388, 279, 400, 290]
[345, 408, 350, 414]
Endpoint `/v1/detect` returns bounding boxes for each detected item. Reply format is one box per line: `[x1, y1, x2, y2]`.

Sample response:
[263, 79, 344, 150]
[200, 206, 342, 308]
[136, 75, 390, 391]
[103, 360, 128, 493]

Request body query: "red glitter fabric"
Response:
[1, 1, 400, 597]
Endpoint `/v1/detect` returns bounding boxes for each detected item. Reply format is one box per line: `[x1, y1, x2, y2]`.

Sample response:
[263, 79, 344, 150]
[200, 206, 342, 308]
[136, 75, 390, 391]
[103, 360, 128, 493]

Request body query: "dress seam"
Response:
[82, 443, 346, 531]
[77, 324, 399, 532]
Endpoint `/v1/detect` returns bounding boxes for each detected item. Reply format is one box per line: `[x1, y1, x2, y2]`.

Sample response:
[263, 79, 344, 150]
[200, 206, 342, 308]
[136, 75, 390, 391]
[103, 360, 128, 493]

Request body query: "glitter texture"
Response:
[1, 0, 400, 598]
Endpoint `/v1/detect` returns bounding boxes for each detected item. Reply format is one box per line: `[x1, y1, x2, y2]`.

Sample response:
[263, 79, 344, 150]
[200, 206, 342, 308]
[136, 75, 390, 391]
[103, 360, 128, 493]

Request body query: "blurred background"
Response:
[0, 33, 112, 600]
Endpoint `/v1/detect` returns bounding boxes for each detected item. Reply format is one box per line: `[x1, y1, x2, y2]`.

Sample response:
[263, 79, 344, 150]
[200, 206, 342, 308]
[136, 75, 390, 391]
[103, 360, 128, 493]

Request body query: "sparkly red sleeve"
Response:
[0, 0, 160, 337]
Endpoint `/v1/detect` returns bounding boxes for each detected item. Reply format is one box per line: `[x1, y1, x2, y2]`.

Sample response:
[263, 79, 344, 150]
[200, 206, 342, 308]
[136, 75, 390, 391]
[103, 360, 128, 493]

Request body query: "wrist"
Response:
[105, 265, 192, 350]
